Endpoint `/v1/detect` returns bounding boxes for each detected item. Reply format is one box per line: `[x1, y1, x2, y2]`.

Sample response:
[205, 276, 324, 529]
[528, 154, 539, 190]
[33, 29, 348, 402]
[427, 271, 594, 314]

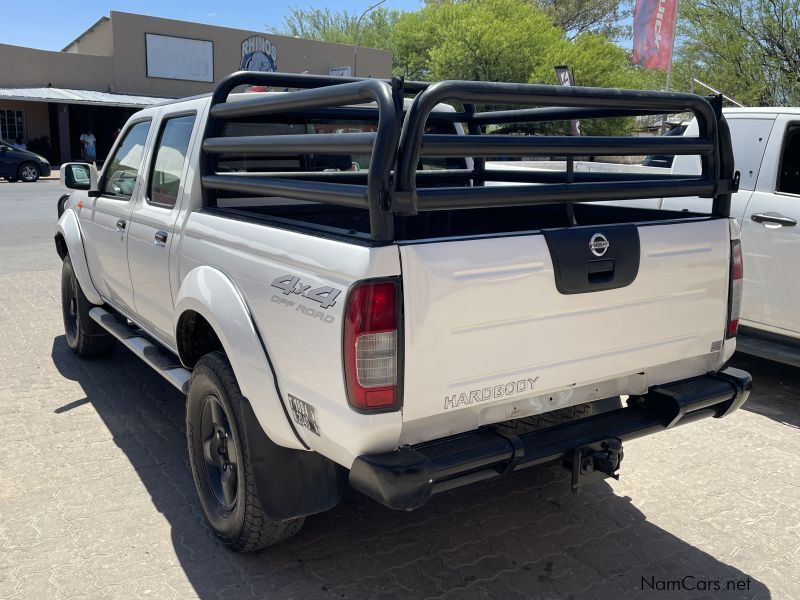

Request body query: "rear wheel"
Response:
[186, 351, 304, 551]
[18, 163, 39, 182]
[61, 256, 115, 357]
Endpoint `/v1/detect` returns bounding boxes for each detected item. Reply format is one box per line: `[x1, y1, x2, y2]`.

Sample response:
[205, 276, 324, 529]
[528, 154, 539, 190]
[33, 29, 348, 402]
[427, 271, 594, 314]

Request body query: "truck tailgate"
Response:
[399, 218, 730, 435]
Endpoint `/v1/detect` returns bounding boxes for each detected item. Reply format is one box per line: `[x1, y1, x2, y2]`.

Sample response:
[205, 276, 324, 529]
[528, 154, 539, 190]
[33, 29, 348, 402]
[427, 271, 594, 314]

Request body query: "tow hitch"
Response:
[563, 438, 623, 492]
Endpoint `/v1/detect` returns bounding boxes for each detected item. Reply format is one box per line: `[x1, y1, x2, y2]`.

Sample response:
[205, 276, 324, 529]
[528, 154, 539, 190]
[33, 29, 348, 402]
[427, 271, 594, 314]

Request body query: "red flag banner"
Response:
[632, 0, 678, 71]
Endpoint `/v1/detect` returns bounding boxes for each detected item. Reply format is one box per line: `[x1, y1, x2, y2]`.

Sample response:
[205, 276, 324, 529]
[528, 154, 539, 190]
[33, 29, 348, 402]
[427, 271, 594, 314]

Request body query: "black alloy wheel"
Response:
[200, 394, 240, 511]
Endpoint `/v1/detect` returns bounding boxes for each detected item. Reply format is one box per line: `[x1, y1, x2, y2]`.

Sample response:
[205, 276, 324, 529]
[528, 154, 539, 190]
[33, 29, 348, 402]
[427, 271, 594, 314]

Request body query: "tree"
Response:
[278, 6, 403, 68]
[392, 0, 660, 134]
[532, 0, 631, 39]
[277, 0, 662, 133]
[392, 0, 565, 81]
[675, 0, 800, 105]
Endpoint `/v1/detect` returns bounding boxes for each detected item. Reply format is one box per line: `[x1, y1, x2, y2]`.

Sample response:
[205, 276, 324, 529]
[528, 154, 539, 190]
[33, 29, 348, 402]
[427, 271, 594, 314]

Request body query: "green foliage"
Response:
[279, 0, 662, 133]
[675, 0, 800, 105]
[535, 33, 663, 134]
[394, 0, 562, 81]
[532, 0, 631, 39]
[278, 6, 404, 71]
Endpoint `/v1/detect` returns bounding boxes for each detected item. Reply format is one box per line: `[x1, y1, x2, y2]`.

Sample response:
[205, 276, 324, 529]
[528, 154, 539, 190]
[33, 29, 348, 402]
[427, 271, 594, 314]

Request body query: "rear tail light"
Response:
[726, 238, 743, 338]
[343, 280, 400, 411]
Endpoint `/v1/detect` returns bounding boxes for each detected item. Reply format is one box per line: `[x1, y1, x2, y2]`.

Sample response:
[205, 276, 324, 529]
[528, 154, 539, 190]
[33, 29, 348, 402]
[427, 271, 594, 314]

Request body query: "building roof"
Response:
[0, 87, 170, 107]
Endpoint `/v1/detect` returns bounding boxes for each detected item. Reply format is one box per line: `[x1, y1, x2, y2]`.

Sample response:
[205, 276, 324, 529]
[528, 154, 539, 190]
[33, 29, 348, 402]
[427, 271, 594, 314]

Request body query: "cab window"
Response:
[102, 120, 151, 198]
[148, 114, 196, 208]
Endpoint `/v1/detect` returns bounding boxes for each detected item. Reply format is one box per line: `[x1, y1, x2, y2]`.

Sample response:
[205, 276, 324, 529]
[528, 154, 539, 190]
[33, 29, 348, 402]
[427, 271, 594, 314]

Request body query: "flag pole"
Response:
[661, 0, 680, 133]
[665, 0, 680, 92]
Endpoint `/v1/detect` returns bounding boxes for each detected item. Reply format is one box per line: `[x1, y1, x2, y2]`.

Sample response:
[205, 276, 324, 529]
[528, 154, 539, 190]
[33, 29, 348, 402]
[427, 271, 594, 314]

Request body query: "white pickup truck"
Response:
[56, 72, 751, 551]
[665, 108, 800, 365]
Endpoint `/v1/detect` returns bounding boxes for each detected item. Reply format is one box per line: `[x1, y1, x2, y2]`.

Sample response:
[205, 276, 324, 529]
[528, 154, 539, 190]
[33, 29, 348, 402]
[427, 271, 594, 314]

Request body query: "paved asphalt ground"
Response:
[0, 180, 798, 599]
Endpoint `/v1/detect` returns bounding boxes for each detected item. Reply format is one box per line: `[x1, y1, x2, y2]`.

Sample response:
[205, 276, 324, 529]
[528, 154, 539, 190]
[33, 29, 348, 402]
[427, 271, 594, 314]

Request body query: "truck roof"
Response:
[723, 107, 800, 116]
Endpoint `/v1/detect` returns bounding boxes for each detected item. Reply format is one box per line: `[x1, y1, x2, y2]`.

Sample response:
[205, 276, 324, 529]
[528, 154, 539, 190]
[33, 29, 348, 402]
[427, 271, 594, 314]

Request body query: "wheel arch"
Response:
[174, 265, 307, 451]
[175, 267, 343, 520]
[55, 209, 102, 305]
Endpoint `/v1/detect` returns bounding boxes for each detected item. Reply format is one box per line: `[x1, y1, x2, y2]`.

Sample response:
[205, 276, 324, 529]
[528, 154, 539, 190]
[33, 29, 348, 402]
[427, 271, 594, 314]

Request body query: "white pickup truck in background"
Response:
[55, 72, 751, 551]
[667, 109, 800, 365]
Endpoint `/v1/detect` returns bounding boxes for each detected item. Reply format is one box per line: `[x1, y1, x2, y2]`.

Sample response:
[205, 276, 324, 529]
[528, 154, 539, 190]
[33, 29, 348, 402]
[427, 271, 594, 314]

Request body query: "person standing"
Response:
[79, 130, 97, 163]
[12, 137, 26, 151]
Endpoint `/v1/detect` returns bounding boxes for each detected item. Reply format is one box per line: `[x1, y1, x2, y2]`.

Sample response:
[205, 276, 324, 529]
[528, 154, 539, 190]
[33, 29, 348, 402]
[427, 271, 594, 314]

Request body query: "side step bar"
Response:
[88, 307, 191, 393]
[350, 368, 752, 511]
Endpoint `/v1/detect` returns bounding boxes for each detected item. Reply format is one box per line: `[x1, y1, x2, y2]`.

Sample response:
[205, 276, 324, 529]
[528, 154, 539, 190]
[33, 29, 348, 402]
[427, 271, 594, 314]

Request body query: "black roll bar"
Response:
[202, 71, 401, 239]
[395, 80, 733, 216]
[201, 72, 738, 241]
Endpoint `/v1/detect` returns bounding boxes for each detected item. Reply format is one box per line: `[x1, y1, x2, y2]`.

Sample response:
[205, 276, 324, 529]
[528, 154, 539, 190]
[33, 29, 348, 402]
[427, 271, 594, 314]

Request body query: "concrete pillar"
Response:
[57, 104, 70, 165]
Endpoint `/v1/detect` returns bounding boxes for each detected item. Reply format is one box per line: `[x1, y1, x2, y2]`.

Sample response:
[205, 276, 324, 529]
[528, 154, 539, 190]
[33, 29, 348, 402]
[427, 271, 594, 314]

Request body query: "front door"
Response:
[740, 116, 800, 336]
[0, 141, 16, 177]
[128, 113, 197, 344]
[80, 119, 152, 313]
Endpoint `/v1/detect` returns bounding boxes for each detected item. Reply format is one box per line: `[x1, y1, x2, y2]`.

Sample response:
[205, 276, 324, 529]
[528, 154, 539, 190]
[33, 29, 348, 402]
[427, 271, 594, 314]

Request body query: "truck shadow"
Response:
[51, 336, 770, 600]
[731, 354, 800, 429]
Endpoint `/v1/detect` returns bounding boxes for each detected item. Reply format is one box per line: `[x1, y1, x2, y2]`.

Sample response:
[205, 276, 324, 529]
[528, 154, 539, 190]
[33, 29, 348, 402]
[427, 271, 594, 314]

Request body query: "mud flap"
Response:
[239, 397, 342, 520]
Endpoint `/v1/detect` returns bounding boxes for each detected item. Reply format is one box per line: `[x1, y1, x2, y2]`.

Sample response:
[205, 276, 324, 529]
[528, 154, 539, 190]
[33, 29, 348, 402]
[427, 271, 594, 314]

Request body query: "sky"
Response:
[1, 0, 424, 51]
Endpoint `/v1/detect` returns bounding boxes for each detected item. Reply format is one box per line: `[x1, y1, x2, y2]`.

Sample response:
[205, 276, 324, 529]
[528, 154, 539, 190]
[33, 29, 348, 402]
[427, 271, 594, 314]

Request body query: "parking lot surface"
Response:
[0, 181, 798, 599]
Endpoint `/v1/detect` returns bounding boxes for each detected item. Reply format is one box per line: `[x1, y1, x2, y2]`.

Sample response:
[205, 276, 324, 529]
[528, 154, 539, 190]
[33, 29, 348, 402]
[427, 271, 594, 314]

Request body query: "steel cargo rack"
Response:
[201, 71, 738, 241]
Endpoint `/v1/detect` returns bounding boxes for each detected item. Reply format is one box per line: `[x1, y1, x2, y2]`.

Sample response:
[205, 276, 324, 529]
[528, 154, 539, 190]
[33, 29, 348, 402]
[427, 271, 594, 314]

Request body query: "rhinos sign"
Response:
[241, 35, 278, 73]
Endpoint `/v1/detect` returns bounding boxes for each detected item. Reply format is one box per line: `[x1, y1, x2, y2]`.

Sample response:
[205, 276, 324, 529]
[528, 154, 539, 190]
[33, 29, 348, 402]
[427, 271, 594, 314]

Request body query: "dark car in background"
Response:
[0, 139, 51, 182]
[642, 123, 689, 169]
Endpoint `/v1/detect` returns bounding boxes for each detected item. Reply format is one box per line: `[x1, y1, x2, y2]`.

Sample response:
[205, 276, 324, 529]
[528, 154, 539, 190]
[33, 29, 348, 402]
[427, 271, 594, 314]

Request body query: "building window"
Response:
[0, 110, 24, 142]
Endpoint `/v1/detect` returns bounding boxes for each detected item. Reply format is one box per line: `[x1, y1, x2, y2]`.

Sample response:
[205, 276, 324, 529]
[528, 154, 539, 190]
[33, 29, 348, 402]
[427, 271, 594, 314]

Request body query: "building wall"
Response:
[64, 17, 113, 56]
[0, 100, 49, 142]
[0, 13, 391, 99]
[0, 43, 114, 89]
[109, 11, 391, 97]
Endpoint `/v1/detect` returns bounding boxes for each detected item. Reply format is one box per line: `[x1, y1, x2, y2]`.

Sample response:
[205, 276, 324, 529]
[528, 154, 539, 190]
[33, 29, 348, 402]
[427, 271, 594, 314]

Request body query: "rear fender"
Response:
[55, 208, 102, 305]
[174, 266, 307, 451]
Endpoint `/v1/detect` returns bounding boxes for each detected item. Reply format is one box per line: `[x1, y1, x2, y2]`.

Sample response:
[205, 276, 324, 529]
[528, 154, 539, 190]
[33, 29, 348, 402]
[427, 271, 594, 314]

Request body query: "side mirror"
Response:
[60, 162, 98, 192]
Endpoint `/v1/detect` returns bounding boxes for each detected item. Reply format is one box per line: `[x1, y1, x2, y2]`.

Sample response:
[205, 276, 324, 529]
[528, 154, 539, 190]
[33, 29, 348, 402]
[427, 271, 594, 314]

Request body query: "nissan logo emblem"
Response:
[589, 233, 610, 257]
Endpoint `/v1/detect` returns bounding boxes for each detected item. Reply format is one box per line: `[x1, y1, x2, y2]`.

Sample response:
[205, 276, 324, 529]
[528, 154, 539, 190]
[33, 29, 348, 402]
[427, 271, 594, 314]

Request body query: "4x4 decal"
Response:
[271, 274, 341, 309]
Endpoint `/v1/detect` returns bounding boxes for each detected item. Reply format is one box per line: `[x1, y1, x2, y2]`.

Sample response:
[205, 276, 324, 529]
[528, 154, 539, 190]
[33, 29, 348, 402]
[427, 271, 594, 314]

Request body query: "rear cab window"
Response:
[148, 113, 197, 209]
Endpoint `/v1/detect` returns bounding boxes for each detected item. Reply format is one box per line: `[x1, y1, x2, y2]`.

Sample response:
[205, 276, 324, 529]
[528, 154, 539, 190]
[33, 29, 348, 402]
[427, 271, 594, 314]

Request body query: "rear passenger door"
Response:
[128, 112, 197, 345]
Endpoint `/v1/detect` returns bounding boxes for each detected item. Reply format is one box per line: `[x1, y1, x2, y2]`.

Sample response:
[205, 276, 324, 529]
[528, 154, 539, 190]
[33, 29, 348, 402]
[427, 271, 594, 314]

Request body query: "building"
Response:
[0, 11, 392, 165]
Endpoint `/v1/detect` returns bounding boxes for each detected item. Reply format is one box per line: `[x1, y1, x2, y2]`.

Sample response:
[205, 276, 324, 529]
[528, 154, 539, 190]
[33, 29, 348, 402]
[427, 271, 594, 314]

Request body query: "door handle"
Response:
[751, 212, 797, 227]
[154, 230, 168, 247]
[116, 219, 126, 231]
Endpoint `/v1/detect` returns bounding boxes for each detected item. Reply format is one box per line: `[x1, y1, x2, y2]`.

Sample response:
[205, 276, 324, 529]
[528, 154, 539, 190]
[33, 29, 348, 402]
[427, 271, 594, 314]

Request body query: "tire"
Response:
[495, 402, 594, 436]
[186, 351, 304, 551]
[18, 163, 39, 183]
[61, 256, 116, 357]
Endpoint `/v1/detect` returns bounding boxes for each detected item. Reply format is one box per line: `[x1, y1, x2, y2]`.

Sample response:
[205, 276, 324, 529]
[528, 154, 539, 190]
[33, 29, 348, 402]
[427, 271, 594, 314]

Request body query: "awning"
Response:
[0, 87, 171, 108]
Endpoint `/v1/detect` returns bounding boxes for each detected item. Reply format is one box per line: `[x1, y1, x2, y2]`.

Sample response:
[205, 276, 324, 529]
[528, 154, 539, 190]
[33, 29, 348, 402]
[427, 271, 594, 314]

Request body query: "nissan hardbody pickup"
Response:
[55, 71, 752, 550]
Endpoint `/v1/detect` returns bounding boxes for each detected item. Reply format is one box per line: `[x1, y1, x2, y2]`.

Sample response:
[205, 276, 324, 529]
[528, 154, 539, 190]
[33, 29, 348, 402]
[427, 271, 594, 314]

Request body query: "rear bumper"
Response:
[349, 367, 751, 510]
